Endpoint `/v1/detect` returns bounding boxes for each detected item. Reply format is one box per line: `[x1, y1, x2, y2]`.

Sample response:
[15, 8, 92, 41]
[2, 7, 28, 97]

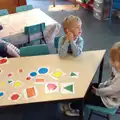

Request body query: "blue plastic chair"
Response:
[20, 44, 49, 56]
[0, 9, 8, 16]
[24, 23, 46, 46]
[86, 105, 118, 120]
[16, 5, 33, 13]
[109, 0, 120, 24]
[54, 36, 61, 52]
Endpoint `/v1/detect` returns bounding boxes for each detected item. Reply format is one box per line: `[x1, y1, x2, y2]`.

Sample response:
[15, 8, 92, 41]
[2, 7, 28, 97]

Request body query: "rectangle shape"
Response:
[34, 78, 44, 84]
[26, 87, 35, 98]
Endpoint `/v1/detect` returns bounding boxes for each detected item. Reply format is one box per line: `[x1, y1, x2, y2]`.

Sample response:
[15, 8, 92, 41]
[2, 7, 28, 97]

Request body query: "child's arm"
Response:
[0, 38, 20, 57]
[70, 37, 84, 57]
[7, 45, 20, 57]
[6, 42, 20, 57]
[96, 76, 120, 96]
[58, 36, 69, 57]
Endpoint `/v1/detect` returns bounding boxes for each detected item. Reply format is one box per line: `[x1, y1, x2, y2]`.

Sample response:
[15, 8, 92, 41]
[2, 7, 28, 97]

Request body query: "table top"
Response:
[0, 50, 105, 106]
[0, 9, 58, 38]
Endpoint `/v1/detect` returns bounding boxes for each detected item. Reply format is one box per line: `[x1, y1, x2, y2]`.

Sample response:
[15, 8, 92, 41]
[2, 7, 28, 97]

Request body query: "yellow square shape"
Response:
[52, 71, 63, 78]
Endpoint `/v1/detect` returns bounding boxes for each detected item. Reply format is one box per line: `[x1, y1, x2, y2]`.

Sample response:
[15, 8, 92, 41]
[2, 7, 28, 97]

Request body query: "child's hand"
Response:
[91, 86, 97, 94]
[66, 32, 74, 41]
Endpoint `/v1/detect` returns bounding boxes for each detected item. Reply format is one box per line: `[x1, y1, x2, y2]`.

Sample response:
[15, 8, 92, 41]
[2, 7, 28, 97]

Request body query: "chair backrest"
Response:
[24, 23, 45, 35]
[0, 9, 8, 16]
[54, 36, 61, 52]
[16, 5, 33, 13]
[24, 23, 45, 44]
[20, 44, 49, 56]
[54, 37, 61, 49]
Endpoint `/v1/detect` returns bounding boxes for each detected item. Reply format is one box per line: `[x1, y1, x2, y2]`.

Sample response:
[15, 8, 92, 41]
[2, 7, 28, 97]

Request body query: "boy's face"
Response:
[65, 20, 82, 39]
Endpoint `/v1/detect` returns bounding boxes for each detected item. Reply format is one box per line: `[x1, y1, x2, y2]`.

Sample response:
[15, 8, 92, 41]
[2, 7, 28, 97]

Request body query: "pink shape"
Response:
[47, 84, 57, 90]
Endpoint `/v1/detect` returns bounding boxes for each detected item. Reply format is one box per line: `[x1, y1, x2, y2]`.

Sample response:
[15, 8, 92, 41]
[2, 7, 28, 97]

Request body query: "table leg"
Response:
[98, 57, 104, 84]
[53, 0, 56, 7]
[79, 98, 84, 120]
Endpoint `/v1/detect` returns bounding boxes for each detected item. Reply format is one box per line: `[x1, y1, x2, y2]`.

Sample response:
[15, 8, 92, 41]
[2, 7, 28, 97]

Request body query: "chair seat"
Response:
[86, 105, 118, 115]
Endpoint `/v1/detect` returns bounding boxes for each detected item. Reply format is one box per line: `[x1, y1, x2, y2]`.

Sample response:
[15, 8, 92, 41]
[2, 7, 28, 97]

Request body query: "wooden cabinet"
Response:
[0, 0, 27, 14]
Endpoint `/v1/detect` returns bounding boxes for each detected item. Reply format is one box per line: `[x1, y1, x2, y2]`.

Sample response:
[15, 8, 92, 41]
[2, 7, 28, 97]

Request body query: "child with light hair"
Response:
[58, 15, 84, 57]
[59, 15, 84, 114]
[63, 42, 120, 116]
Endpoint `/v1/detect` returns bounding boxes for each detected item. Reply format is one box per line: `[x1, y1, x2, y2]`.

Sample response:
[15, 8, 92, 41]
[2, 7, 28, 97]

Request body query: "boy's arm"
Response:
[58, 36, 69, 57]
[70, 37, 84, 57]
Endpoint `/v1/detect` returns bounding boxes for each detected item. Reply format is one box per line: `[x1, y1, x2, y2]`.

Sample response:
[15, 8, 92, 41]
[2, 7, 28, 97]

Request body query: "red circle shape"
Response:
[0, 58, 7, 64]
[26, 77, 31, 80]
[11, 94, 19, 100]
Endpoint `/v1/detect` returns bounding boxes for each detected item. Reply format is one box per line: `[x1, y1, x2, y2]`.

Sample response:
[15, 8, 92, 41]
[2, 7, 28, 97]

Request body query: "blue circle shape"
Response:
[30, 72, 37, 77]
[0, 92, 4, 97]
[38, 68, 48, 74]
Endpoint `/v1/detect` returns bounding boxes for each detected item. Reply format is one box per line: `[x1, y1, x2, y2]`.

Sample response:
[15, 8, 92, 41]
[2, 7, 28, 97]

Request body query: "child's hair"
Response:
[63, 15, 82, 29]
[110, 42, 120, 62]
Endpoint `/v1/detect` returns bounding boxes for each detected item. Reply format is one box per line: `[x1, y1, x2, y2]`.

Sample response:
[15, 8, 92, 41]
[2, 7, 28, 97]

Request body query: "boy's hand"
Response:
[66, 32, 74, 41]
[91, 86, 97, 94]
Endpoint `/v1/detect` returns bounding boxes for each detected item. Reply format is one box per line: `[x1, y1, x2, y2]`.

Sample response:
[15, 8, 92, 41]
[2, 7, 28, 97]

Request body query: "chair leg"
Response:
[107, 114, 110, 120]
[109, 0, 113, 25]
[88, 110, 93, 120]
[56, 49, 58, 53]
[40, 39, 42, 44]
[41, 31, 46, 44]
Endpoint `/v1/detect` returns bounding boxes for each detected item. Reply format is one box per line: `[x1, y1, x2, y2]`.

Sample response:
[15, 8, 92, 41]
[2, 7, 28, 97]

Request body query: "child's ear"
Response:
[64, 28, 69, 34]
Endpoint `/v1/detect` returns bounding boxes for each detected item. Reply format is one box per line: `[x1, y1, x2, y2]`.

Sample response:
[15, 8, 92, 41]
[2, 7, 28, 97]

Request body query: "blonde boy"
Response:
[58, 15, 84, 57]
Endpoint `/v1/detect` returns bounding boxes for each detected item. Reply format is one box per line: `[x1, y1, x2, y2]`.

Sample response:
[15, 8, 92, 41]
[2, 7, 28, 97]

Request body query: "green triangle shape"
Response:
[70, 72, 77, 76]
[8, 81, 12, 84]
[64, 84, 73, 92]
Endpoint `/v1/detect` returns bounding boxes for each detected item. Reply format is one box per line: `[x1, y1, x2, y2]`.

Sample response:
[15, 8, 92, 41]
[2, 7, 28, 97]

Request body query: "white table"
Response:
[0, 9, 61, 46]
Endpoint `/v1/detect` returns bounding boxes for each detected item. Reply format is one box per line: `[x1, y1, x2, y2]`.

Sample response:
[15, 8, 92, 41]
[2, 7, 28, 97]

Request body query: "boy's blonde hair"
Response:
[110, 42, 120, 62]
[63, 15, 82, 29]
